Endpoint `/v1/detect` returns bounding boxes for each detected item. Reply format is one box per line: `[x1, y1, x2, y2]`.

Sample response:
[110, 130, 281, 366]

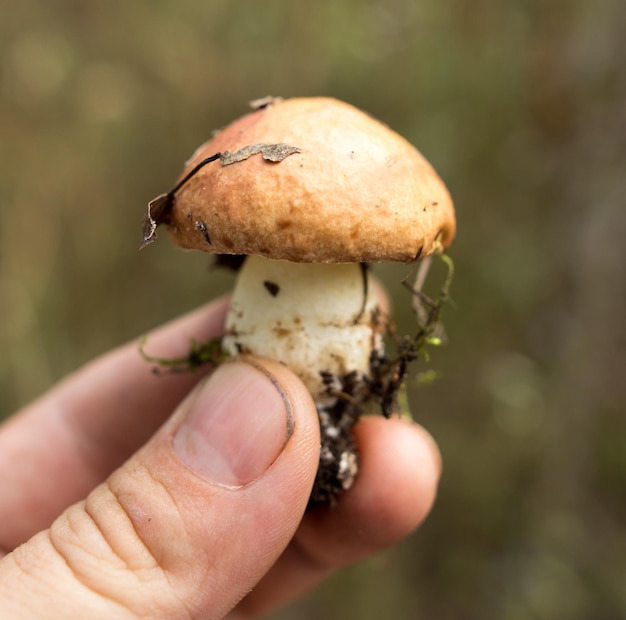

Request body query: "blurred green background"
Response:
[1, 1, 625, 618]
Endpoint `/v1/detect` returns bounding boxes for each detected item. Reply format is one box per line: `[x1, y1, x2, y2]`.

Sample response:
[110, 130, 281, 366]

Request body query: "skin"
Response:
[0, 295, 441, 619]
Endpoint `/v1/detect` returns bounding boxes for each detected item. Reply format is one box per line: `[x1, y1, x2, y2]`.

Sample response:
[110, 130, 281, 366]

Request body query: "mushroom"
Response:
[143, 97, 456, 504]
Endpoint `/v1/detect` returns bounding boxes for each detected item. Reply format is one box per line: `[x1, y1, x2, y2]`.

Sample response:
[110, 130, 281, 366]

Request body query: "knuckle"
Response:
[45, 461, 195, 618]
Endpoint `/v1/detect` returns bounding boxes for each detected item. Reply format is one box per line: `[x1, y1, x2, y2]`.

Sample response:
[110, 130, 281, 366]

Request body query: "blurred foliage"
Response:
[1, 0, 626, 618]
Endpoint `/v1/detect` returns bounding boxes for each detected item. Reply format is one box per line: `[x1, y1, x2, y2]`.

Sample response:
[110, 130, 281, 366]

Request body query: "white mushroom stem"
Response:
[222, 255, 383, 408]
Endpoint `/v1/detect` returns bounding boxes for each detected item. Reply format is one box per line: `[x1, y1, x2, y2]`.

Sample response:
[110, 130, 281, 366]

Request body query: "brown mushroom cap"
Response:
[166, 97, 455, 263]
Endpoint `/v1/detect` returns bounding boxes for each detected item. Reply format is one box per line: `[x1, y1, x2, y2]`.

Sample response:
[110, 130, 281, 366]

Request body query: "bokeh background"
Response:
[1, 1, 625, 618]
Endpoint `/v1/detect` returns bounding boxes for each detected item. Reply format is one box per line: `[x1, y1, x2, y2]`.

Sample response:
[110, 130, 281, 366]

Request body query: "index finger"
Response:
[0, 295, 229, 551]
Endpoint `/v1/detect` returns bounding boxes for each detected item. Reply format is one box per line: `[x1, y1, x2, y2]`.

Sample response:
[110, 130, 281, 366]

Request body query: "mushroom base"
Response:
[309, 371, 368, 506]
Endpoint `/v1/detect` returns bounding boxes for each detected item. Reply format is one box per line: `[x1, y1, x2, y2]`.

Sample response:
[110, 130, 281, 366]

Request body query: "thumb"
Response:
[0, 358, 320, 620]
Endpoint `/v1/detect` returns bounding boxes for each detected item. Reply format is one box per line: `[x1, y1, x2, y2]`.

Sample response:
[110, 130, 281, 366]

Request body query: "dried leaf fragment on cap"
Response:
[220, 143, 302, 166]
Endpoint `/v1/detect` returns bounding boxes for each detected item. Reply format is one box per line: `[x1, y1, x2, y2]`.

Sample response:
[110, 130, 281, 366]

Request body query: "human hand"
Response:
[0, 295, 441, 619]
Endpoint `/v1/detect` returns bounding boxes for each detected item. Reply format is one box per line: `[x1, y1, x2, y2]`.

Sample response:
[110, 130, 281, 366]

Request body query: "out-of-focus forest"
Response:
[1, 1, 625, 618]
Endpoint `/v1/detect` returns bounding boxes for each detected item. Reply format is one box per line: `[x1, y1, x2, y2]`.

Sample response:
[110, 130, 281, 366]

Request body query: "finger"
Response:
[0, 358, 321, 619]
[230, 416, 441, 617]
[0, 296, 229, 550]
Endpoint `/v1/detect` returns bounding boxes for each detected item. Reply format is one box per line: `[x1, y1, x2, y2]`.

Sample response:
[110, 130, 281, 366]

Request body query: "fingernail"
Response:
[173, 360, 294, 486]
